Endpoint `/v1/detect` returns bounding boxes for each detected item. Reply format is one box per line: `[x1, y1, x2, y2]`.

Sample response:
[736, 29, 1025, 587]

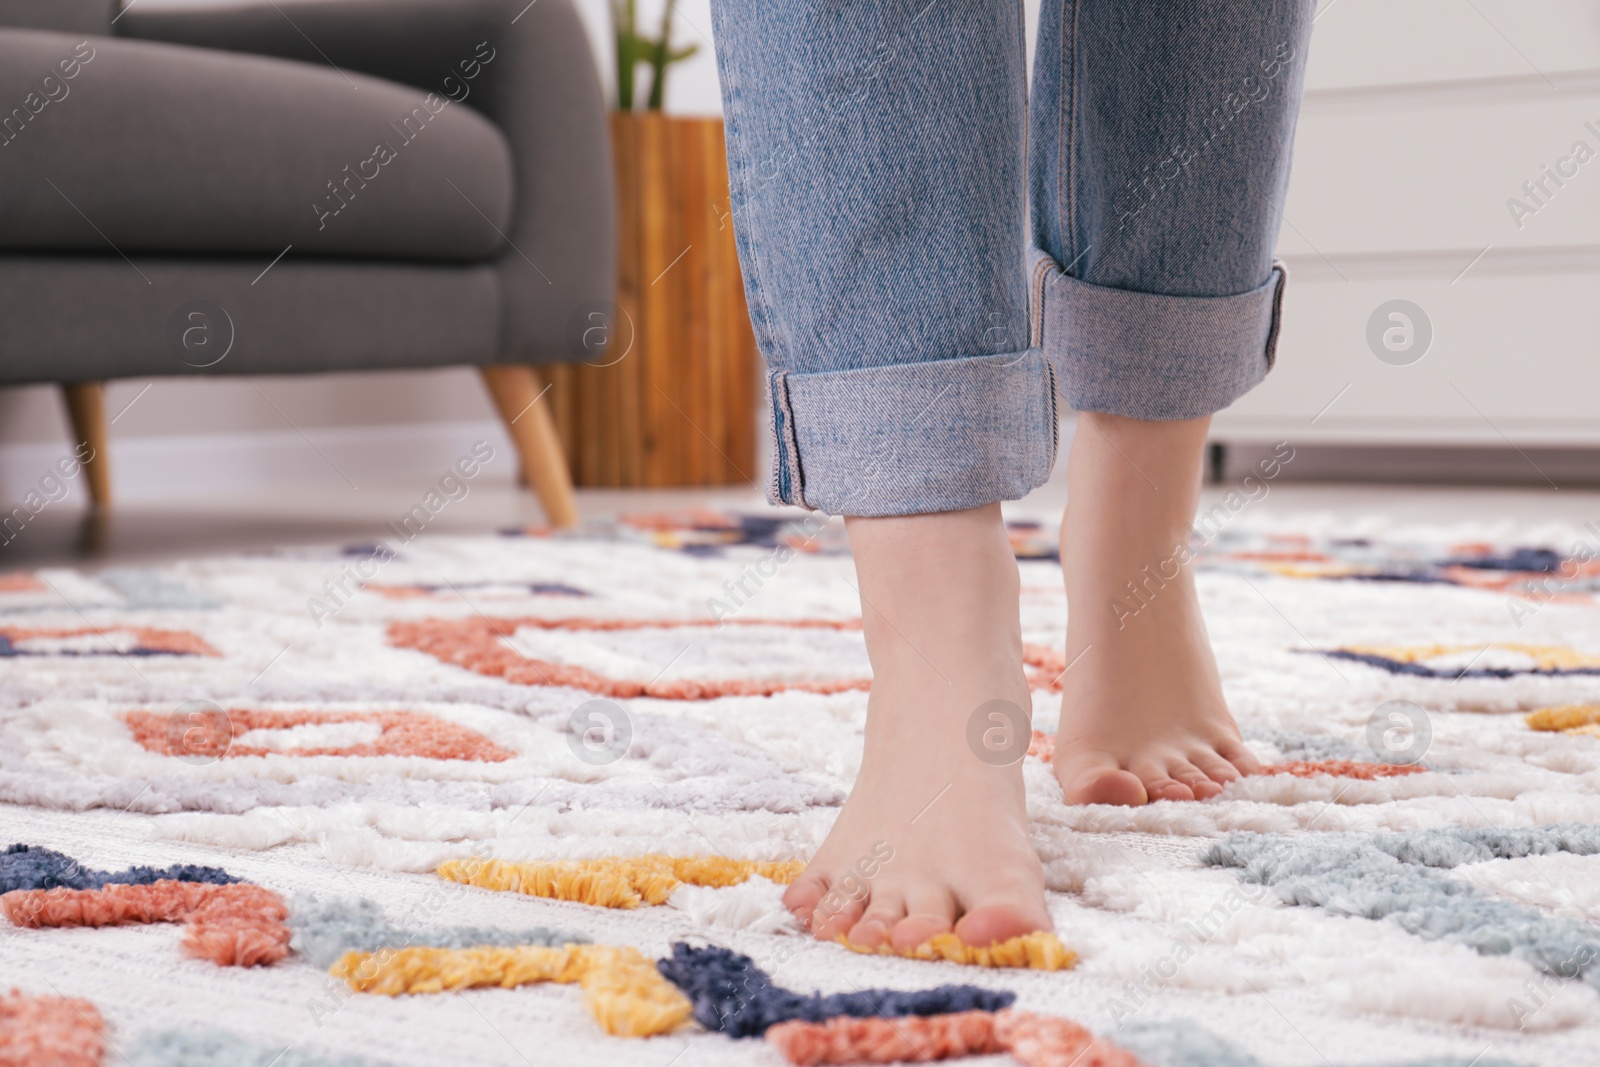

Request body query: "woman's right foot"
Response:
[782, 505, 1051, 950]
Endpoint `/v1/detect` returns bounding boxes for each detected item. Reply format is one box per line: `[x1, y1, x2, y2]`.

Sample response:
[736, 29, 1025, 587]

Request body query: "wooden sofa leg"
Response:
[479, 364, 579, 529]
[61, 382, 111, 509]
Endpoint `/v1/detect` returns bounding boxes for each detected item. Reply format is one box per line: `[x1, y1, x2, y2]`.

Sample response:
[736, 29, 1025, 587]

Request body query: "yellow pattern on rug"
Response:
[330, 944, 692, 1037]
[1346, 643, 1600, 670]
[1526, 704, 1600, 737]
[436, 854, 804, 908]
[836, 931, 1076, 971]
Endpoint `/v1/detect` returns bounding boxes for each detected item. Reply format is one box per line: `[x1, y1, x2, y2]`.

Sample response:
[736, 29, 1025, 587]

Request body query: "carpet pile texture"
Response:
[3, 510, 1600, 1065]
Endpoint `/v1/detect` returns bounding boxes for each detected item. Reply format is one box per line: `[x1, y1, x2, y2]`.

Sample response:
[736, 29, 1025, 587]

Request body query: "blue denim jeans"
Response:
[709, 0, 1314, 517]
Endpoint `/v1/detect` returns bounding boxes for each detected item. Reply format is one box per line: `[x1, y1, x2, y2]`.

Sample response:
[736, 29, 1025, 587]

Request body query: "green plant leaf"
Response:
[612, 0, 639, 110]
[645, 0, 687, 111]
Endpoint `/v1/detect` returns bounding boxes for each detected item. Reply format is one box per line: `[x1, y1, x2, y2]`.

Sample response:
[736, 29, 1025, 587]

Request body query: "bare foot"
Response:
[783, 505, 1051, 950]
[1054, 413, 1260, 806]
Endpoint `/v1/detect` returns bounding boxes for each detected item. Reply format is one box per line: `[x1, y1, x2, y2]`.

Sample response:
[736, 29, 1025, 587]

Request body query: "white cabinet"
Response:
[1211, 0, 1600, 446]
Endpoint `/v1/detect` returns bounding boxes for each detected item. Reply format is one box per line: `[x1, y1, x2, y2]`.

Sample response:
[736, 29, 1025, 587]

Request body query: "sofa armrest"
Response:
[119, 0, 614, 363]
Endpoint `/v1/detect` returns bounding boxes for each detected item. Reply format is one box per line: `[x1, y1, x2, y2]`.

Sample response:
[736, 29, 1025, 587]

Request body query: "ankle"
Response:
[1075, 411, 1211, 464]
[845, 506, 1015, 594]
[1063, 413, 1214, 565]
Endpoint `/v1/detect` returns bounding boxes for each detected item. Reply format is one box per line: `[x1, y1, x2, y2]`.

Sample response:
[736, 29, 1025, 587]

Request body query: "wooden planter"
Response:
[544, 114, 760, 487]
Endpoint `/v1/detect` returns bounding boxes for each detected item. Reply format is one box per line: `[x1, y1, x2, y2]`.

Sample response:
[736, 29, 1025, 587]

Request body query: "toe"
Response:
[845, 916, 892, 949]
[812, 897, 869, 940]
[782, 869, 829, 925]
[953, 901, 1051, 948]
[1193, 750, 1242, 788]
[1218, 739, 1262, 776]
[847, 886, 907, 949]
[1056, 751, 1149, 807]
[891, 885, 957, 952]
[1073, 767, 1149, 806]
[809, 877, 872, 940]
[1132, 760, 1196, 802]
[1170, 759, 1223, 800]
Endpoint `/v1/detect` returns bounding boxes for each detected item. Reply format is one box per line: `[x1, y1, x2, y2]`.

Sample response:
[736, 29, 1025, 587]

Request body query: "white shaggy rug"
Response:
[3, 509, 1600, 1067]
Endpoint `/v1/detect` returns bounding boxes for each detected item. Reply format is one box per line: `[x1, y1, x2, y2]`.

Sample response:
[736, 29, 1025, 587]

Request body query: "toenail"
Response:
[848, 921, 889, 946]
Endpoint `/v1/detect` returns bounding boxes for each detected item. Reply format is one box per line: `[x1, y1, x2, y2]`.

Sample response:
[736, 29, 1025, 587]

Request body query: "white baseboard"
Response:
[7, 415, 1594, 508]
[0, 420, 516, 506]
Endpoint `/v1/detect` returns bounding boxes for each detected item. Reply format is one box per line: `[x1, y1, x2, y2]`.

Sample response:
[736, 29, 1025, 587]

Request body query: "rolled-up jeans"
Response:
[708, 0, 1314, 517]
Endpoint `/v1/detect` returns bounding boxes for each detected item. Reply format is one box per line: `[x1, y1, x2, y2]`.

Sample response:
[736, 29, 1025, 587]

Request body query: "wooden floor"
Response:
[3, 474, 1596, 571]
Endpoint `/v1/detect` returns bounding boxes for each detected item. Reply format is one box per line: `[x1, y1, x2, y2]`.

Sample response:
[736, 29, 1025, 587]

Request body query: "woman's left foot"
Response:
[1052, 413, 1260, 806]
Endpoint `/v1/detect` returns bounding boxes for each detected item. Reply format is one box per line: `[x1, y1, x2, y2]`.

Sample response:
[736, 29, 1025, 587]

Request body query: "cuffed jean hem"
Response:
[767, 351, 1059, 518]
[1032, 251, 1289, 421]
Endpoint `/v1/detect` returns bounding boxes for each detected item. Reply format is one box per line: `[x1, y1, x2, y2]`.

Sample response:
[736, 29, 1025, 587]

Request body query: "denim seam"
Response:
[1263, 258, 1289, 370]
[768, 370, 804, 508]
[1061, 0, 1079, 267]
[1029, 254, 1056, 348]
[1043, 356, 1061, 462]
[718, 68, 782, 390]
[765, 376, 782, 504]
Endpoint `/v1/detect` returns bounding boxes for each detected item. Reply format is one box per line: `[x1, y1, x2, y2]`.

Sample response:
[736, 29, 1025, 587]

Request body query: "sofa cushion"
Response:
[0, 256, 502, 384]
[114, 0, 617, 368]
[0, 29, 513, 261]
[0, 0, 113, 33]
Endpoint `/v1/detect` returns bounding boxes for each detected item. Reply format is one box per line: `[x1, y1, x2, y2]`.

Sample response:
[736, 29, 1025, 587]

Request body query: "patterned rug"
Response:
[4, 509, 1600, 1067]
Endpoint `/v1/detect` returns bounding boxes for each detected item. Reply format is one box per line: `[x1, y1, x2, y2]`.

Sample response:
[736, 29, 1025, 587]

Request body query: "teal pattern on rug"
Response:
[287, 895, 589, 968]
[126, 1029, 394, 1067]
[1203, 825, 1600, 988]
[1121, 1020, 1522, 1067]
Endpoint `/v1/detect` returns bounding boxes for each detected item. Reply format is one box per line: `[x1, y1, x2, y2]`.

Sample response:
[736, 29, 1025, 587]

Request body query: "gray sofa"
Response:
[0, 0, 615, 524]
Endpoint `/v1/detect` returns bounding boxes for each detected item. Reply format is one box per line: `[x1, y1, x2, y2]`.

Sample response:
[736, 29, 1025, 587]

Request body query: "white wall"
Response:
[1213, 0, 1600, 449]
